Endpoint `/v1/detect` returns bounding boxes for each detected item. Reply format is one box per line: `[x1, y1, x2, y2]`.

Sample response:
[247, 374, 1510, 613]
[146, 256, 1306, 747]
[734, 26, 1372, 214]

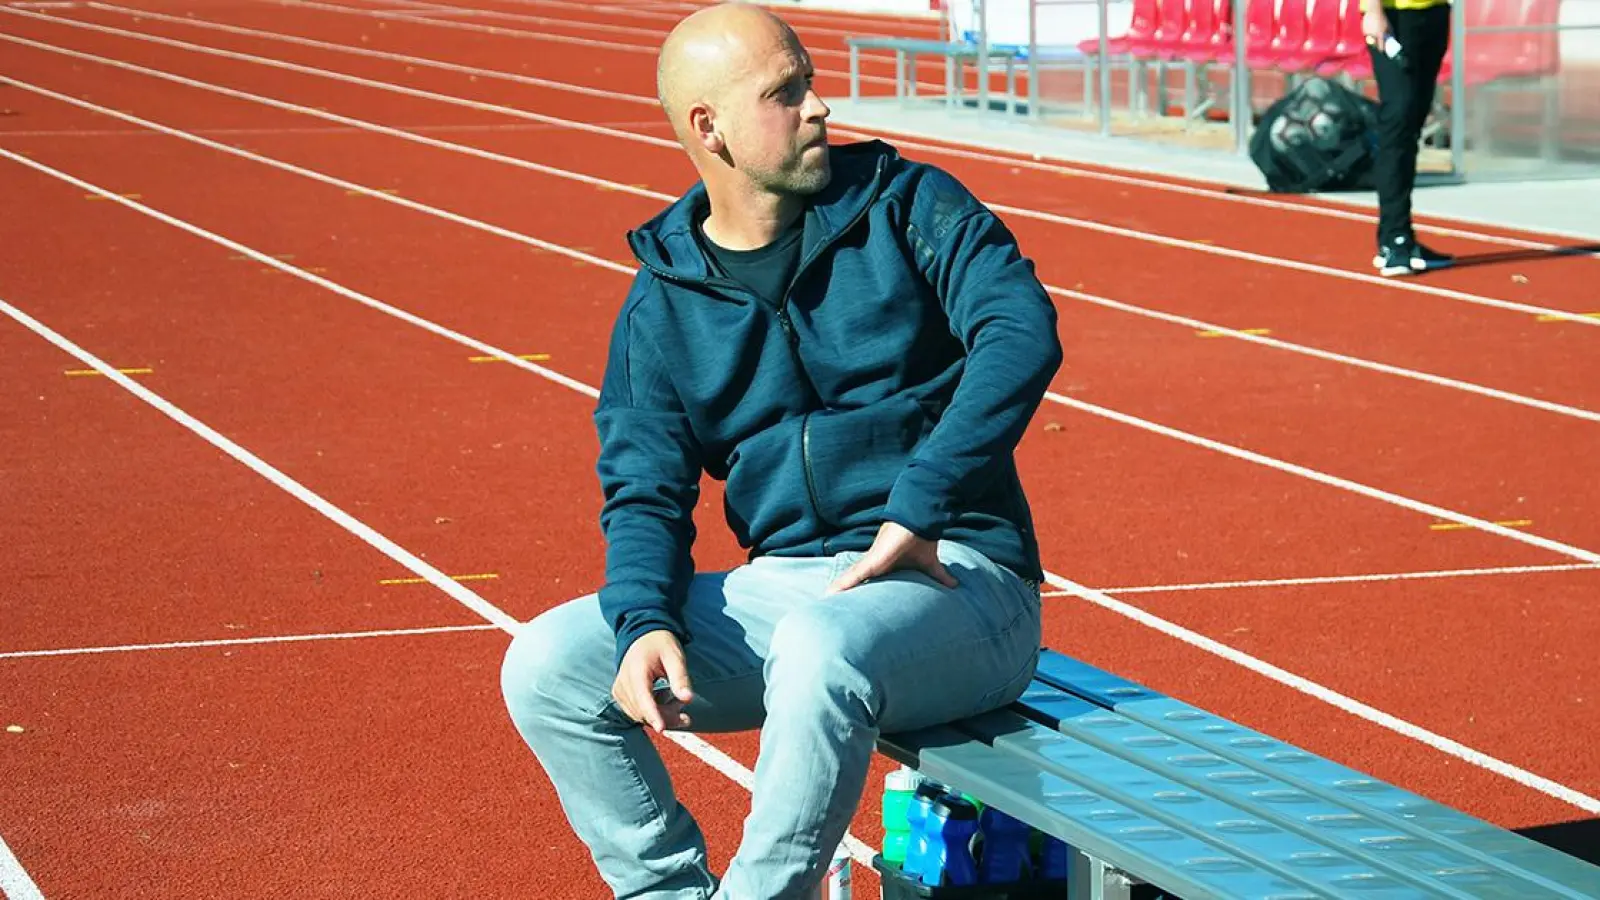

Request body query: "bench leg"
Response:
[1068, 846, 1136, 900]
[896, 50, 907, 104]
[1007, 57, 1017, 116]
[849, 45, 860, 102]
[908, 55, 919, 101]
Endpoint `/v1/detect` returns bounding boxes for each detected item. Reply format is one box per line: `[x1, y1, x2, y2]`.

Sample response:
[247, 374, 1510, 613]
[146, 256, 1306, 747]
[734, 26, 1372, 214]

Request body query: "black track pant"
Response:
[1368, 3, 1452, 245]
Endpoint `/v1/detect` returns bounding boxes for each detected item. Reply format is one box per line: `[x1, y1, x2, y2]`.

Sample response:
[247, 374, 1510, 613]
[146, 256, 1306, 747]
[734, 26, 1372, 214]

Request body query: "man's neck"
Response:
[700, 184, 804, 251]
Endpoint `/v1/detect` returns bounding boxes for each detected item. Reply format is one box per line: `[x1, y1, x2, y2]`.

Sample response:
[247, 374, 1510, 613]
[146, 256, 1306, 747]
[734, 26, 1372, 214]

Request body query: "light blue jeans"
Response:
[500, 540, 1042, 900]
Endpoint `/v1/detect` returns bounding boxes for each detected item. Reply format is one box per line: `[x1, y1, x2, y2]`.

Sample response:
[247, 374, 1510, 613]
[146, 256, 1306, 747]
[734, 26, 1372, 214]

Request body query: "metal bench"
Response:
[878, 649, 1600, 898]
[845, 36, 1023, 115]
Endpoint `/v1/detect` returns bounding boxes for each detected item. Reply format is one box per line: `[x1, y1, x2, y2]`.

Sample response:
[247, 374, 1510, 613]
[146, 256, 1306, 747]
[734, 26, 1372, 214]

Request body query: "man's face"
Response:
[718, 30, 831, 196]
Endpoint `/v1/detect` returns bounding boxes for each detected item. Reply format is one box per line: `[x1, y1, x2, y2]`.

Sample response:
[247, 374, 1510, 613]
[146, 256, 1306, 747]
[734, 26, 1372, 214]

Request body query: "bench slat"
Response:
[1030, 651, 1600, 897]
[1119, 695, 1600, 898]
[959, 709, 1457, 899]
[1015, 684, 1567, 899]
[883, 721, 1326, 900]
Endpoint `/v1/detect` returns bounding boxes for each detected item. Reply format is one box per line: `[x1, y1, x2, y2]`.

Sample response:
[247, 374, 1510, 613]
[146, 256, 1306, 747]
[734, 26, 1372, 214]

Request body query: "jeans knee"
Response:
[500, 598, 612, 726]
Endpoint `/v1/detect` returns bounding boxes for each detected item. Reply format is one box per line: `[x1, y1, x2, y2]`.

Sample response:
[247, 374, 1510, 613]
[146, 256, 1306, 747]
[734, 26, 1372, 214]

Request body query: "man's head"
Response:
[657, 3, 831, 198]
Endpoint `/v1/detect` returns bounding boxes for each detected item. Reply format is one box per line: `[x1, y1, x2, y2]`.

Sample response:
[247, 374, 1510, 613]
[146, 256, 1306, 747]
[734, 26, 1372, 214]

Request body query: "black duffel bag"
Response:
[1250, 76, 1380, 194]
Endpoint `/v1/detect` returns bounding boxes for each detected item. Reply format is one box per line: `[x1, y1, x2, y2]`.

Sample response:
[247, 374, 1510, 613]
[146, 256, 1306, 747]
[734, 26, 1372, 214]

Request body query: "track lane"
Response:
[3, 80, 1600, 826]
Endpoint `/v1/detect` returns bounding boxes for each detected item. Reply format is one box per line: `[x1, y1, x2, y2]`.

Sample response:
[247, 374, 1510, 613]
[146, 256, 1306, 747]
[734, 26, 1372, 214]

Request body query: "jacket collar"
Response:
[626, 140, 896, 285]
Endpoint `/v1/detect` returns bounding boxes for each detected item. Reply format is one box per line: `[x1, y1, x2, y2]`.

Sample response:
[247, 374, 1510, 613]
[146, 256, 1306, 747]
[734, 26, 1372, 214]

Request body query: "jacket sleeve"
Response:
[593, 288, 702, 669]
[882, 166, 1064, 539]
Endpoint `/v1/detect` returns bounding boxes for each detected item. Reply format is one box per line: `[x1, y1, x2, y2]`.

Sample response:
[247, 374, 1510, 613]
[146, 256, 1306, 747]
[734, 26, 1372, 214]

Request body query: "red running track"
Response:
[1, 1, 1597, 896]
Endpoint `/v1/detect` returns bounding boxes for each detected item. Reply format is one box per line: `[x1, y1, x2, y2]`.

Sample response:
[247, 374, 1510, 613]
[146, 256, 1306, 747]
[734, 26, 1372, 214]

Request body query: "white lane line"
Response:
[0, 624, 502, 660]
[6, 146, 1596, 814]
[0, 8, 685, 152]
[0, 833, 45, 900]
[342, 0, 890, 57]
[29, 3, 1598, 325]
[0, 120, 674, 137]
[1044, 388, 1600, 565]
[1045, 562, 1600, 598]
[86, 1, 659, 107]
[2, 55, 1590, 425]
[1048, 285, 1600, 422]
[0, 75, 644, 274]
[0, 157, 873, 868]
[1042, 570, 1600, 815]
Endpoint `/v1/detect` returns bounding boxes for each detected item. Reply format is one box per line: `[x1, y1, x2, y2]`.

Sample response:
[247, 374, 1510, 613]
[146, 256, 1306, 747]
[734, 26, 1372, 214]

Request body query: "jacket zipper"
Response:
[634, 160, 887, 550]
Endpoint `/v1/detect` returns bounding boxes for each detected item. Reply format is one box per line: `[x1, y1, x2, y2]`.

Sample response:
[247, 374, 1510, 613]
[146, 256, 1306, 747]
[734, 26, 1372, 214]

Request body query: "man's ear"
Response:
[689, 103, 724, 155]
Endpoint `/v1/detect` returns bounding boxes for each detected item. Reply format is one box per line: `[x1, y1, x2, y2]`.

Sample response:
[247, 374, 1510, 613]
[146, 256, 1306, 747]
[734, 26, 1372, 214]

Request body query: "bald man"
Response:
[501, 4, 1062, 898]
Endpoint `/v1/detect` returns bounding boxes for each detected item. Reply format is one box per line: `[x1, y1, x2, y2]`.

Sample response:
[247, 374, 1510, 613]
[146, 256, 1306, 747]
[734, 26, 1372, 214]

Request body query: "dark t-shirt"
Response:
[697, 212, 805, 307]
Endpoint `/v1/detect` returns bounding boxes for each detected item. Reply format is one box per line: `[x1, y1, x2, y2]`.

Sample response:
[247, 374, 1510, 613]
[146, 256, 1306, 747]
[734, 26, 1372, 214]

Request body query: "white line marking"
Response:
[46, 3, 1599, 322]
[172, 0, 1590, 252]
[346, 0, 888, 52]
[0, 120, 673, 138]
[0, 294, 523, 629]
[0, 75, 644, 275]
[997, 202, 1600, 327]
[1, 49, 1587, 423]
[0, 145, 610, 396]
[0, 832, 44, 900]
[86, 1, 659, 107]
[270, 0, 907, 86]
[0, 287, 879, 872]
[1047, 562, 1600, 597]
[1042, 570, 1600, 814]
[1044, 389, 1600, 564]
[0, 623, 502, 660]
[1047, 286, 1600, 422]
[5, 146, 1595, 814]
[0, 156, 875, 868]
[0, 10, 685, 153]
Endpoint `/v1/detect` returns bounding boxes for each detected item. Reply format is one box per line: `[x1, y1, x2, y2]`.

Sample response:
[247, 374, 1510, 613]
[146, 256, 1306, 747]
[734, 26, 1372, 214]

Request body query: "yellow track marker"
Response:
[231, 253, 295, 261]
[64, 367, 152, 377]
[469, 353, 550, 363]
[1430, 519, 1532, 532]
[84, 192, 141, 200]
[379, 573, 499, 586]
[1535, 311, 1600, 323]
[1195, 328, 1271, 338]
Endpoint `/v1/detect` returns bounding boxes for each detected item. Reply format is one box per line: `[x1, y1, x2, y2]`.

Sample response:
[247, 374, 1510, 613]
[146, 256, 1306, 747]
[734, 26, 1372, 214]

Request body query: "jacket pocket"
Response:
[802, 392, 936, 529]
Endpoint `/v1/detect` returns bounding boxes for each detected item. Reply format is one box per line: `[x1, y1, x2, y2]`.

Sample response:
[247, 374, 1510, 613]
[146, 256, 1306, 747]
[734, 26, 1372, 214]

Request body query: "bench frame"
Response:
[846, 37, 1023, 116]
[877, 648, 1600, 899]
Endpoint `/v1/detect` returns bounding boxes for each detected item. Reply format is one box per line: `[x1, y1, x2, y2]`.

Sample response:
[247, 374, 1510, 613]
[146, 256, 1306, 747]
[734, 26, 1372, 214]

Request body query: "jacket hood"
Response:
[625, 139, 899, 283]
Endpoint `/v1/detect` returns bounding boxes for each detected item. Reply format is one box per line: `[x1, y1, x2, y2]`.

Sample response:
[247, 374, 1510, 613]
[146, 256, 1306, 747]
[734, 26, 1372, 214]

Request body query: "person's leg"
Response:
[1370, 14, 1419, 260]
[1394, 4, 1453, 230]
[500, 558, 836, 900]
[715, 541, 1042, 900]
[1373, 3, 1456, 273]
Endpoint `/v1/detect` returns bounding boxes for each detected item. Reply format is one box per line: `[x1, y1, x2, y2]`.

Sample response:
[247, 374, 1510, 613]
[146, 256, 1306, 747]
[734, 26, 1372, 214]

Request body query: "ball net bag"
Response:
[1250, 76, 1381, 194]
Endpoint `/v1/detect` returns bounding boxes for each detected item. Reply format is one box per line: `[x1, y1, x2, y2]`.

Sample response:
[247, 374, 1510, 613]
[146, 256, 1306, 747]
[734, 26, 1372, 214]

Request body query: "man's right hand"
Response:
[1362, 6, 1389, 43]
[612, 630, 695, 733]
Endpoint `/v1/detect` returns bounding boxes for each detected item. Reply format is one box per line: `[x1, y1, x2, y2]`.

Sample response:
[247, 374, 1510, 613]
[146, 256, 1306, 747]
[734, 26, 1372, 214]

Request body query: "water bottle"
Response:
[920, 795, 981, 887]
[881, 767, 921, 866]
[1038, 832, 1071, 880]
[817, 841, 851, 899]
[977, 807, 1032, 884]
[902, 781, 945, 879]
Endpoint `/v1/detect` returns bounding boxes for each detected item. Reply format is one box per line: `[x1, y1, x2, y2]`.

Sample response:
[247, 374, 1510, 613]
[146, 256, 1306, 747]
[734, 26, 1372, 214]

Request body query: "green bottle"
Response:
[881, 766, 922, 865]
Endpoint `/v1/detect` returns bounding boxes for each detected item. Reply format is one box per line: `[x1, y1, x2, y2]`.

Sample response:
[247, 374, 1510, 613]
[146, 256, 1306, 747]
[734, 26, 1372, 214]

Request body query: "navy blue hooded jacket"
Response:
[595, 140, 1063, 665]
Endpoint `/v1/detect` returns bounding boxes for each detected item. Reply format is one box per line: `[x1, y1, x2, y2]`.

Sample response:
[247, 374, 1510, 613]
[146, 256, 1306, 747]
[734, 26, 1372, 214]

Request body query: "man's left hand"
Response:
[826, 521, 959, 594]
